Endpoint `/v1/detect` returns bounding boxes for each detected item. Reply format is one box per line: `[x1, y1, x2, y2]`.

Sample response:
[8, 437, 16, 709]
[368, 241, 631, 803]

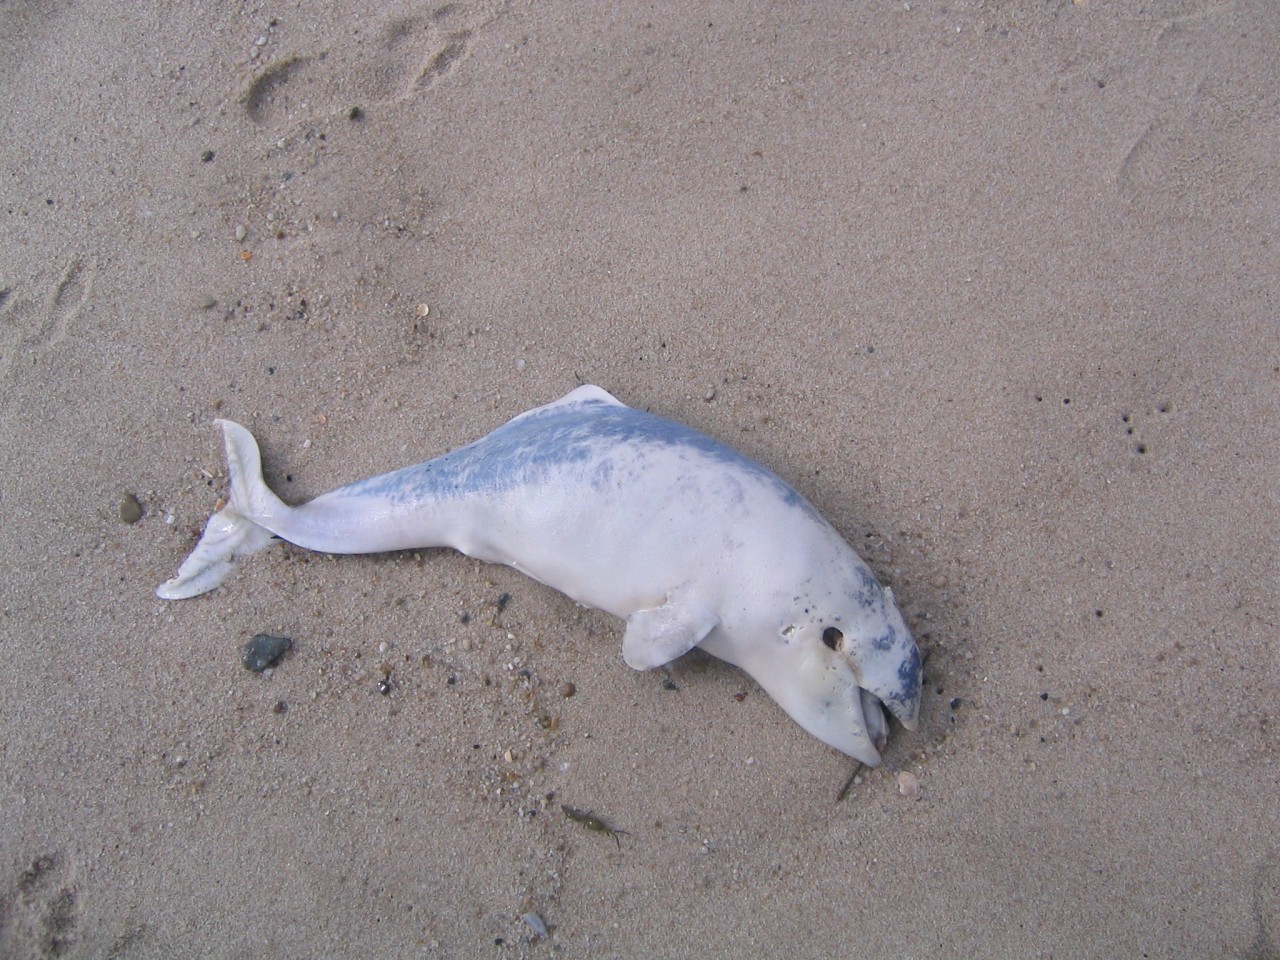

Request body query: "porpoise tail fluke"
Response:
[155, 420, 286, 599]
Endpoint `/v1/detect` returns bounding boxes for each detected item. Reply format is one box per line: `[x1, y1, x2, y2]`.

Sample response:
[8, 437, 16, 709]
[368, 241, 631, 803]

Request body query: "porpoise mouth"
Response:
[859, 687, 889, 753]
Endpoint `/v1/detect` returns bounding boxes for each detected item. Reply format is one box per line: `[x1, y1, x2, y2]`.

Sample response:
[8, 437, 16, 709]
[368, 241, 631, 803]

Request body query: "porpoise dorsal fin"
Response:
[503, 384, 626, 428]
[551, 384, 625, 408]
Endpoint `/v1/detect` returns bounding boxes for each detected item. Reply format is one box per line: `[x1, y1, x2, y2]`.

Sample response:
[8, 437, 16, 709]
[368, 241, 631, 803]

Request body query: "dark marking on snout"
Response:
[871, 626, 897, 652]
[855, 567, 881, 609]
[896, 646, 922, 704]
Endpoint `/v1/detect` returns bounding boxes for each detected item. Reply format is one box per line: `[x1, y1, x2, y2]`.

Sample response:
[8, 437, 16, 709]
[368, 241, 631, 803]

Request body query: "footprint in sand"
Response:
[0, 852, 80, 958]
[239, 3, 492, 125]
[1111, 10, 1277, 223]
[375, 7, 475, 98]
[1248, 852, 1280, 960]
[0, 255, 95, 378]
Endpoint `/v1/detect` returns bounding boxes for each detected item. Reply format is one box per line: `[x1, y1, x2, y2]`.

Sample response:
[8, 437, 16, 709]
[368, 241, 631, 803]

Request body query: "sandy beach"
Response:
[1, 1, 1277, 956]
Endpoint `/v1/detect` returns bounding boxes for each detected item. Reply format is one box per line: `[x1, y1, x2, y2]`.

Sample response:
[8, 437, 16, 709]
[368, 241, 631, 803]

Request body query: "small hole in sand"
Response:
[822, 627, 843, 650]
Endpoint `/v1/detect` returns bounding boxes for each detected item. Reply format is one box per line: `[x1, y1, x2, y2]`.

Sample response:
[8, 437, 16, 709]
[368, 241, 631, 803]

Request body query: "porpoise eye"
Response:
[822, 627, 843, 651]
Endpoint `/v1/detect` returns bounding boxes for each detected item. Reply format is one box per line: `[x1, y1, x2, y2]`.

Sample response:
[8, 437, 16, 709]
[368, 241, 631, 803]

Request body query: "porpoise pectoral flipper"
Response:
[622, 595, 722, 671]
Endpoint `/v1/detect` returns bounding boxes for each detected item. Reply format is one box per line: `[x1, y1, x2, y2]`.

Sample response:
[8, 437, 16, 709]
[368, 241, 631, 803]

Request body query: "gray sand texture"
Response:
[1, 2, 1277, 957]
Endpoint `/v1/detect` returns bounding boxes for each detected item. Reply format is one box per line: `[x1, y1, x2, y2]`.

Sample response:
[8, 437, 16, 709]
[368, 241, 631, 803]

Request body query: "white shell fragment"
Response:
[521, 912, 548, 939]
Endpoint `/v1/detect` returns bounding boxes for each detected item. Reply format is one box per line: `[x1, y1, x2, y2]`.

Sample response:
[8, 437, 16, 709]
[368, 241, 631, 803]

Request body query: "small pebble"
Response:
[272, 700, 287, 714]
[234, 223, 247, 242]
[199, 149, 215, 163]
[558, 682, 576, 698]
[242, 634, 292, 672]
[119, 492, 144, 524]
[198, 295, 218, 310]
[896, 770, 921, 799]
